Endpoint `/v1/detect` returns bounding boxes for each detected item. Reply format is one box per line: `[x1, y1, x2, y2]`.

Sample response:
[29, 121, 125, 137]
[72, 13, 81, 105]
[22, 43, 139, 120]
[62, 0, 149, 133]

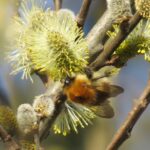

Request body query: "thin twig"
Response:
[89, 44, 103, 63]
[89, 12, 142, 71]
[0, 125, 20, 150]
[53, 0, 62, 11]
[102, 55, 120, 67]
[106, 78, 150, 150]
[34, 134, 43, 150]
[76, 0, 92, 27]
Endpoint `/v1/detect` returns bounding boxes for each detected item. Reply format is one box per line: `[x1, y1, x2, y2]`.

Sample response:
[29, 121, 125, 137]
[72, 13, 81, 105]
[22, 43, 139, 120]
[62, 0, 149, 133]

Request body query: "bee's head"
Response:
[64, 76, 75, 87]
[63, 68, 93, 87]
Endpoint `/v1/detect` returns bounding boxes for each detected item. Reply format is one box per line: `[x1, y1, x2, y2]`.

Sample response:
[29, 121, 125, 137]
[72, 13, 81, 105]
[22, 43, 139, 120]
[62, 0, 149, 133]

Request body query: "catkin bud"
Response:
[135, 0, 150, 18]
[107, 0, 132, 17]
[20, 140, 36, 150]
[17, 104, 38, 135]
[57, 9, 75, 20]
[0, 105, 18, 135]
[33, 94, 55, 118]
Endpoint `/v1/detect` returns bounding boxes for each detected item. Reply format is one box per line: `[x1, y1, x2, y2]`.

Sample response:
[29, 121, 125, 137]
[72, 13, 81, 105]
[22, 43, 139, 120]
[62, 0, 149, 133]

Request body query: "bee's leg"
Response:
[94, 90, 110, 105]
[84, 67, 93, 79]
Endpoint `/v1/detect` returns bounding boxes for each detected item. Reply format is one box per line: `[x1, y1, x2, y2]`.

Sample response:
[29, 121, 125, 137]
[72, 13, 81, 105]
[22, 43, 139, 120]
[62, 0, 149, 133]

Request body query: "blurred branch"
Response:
[0, 125, 20, 150]
[106, 77, 150, 150]
[53, 0, 62, 11]
[76, 0, 92, 27]
[89, 12, 142, 71]
[0, 88, 10, 106]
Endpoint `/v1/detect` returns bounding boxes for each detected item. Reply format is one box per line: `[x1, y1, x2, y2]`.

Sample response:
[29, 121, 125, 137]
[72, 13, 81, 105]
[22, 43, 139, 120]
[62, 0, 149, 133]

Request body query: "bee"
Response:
[63, 70, 124, 118]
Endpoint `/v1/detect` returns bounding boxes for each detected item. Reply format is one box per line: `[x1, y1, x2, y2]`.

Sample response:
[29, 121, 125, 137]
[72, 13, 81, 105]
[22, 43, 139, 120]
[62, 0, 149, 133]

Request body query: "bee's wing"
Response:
[91, 101, 114, 118]
[94, 82, 124, 98]
[109, 85, 124, 97]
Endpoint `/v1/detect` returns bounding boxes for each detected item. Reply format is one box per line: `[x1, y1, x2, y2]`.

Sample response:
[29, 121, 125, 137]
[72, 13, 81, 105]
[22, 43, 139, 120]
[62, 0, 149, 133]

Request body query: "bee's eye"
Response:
[65, 79, 70, 85]
[64, 76, 75, 86]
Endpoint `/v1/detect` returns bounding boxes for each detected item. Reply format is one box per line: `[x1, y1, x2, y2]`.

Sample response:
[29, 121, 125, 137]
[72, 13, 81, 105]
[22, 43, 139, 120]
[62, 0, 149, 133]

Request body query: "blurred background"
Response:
[0, 0, 150, 149]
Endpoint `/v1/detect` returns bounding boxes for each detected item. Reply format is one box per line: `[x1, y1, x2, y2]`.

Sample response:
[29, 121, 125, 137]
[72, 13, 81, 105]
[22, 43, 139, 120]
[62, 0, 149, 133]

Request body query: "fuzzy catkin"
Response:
[0, 105, 18, 135]
[135, 0, 150, 18]
[33, 94, 55, 118]
[17, 104, 38, 135]
[20, 140, 36, 150]
[8, 0, 88, 81]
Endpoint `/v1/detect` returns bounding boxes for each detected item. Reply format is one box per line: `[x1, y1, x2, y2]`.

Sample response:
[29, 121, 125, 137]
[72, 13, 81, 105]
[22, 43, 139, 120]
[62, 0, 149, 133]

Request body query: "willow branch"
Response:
[39, 85, 66, 142]
[89, 44, 103, 63]
[89, 12, 142, 71]
[102, 55, 120, 67]
[86, 0, 132, 50]
[86, 10, 113, 50]
[0, 125, 20, 150]
[34, 134, 43, 150]
[76, 0, 92, 27]
[106, 78, 150, 150]
[53, 0, 62, 11]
